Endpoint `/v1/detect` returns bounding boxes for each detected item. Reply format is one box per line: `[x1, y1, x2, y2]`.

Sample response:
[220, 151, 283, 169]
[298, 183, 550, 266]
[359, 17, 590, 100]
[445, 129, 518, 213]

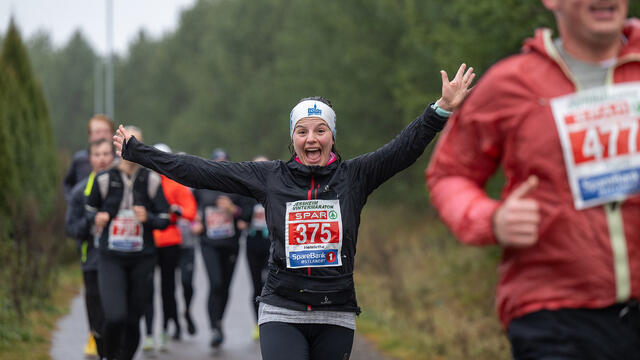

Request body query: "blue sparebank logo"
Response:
[308, 103, 322, 116]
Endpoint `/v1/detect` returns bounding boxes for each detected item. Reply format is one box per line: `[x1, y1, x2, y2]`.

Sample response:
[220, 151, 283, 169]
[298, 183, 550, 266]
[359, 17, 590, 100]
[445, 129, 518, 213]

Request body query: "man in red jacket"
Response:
[427, 1, 640, 358]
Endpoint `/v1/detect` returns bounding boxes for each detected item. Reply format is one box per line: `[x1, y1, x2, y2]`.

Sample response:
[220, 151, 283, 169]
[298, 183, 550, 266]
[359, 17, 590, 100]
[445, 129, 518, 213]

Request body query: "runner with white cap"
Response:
[113, 64, 474, 359]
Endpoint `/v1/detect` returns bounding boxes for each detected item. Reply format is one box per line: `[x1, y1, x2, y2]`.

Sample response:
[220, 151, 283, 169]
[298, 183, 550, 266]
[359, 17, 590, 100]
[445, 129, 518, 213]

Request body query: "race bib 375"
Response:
[284, 199, 342, 268]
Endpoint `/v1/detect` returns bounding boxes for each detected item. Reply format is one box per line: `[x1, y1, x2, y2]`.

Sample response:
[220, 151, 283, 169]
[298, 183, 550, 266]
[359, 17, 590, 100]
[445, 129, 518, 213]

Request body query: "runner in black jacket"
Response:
[87, 127, 170, 360]
[193, 149, 253, 347]
[114, 64, 474, 359]
[65, 138, 115, 359]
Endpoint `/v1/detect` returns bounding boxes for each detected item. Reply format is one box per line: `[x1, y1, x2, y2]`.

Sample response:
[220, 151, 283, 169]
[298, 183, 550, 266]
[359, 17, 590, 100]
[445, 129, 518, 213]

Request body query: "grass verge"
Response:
[0, 263, 82, 360]
[354, 205, 510, 360]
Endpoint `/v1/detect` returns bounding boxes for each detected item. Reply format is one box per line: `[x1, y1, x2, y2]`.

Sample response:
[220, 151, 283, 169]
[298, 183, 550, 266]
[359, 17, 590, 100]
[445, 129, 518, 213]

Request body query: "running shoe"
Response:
[142, 335, 155, 352]
[251, 325, 260, 341]
[185, 312, 196, 335]
[84, 333, 98, 357]
[210, 327, 224, 348]
[159, 332, 169, 352]
[172, 319, 182, 341]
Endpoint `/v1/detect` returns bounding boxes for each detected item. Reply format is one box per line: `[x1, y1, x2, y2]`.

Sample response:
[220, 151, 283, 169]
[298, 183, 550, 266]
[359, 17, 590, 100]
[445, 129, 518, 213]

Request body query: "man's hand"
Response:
[95, 211, 110, 232]
[493, 176, 540, 248]
[170, 204, 183, 217]
[191, 221, 204, 235]
[133, 205, 148, 223]
[237, 220, 248, 231]
[191, 214, 204, 235]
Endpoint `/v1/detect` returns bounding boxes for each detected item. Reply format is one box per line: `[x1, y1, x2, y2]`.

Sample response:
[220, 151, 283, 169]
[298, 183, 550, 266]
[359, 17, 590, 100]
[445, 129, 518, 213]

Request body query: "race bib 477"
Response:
[551, 82, 640, 209]
[285, 199, 343, 268]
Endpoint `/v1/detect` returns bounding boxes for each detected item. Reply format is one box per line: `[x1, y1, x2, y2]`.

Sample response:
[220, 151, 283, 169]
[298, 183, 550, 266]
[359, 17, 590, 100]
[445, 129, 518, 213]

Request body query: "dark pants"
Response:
[179, 246, 195, 314]
[99, 253, 155, 360]
[200, 243, 238, 328]
[83, 270, 104, 358]
[144, 245, 181, 335]
[260, 322, 354, 360]
[246, 235, 270, 321]
[507, 302, 640, 360]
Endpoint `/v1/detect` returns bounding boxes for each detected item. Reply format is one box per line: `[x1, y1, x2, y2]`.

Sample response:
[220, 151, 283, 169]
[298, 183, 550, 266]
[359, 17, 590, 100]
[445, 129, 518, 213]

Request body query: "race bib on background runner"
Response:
[204, 206, 235, 239]
[285, 200, 342, 268]
[108, 209, 143, 252]
[250, 204, 267, 231]
[551, 82, 640, 209]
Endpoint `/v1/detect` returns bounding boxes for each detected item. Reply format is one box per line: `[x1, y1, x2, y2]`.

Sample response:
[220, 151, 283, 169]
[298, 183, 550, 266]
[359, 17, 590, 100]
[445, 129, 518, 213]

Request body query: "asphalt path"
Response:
[51, 238, 389, 360]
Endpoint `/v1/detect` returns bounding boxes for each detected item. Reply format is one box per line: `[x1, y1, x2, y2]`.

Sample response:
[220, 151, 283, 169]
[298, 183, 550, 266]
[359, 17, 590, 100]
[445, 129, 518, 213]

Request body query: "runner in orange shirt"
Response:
[143, 143, 197, 352]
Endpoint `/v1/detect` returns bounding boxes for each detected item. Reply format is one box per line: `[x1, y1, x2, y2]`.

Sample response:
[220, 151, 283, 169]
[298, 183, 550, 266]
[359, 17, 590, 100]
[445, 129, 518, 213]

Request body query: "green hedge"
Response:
[0, 19, 66, 336]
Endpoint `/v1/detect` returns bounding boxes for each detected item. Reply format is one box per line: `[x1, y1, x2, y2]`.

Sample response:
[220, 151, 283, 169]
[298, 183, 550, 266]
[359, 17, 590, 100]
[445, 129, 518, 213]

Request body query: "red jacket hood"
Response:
[522, 19, 640, 60]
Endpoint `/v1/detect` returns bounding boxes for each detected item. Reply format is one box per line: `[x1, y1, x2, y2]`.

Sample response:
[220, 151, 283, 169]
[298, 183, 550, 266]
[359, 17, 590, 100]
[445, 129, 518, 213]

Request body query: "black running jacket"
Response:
[122, 104, 447, 312]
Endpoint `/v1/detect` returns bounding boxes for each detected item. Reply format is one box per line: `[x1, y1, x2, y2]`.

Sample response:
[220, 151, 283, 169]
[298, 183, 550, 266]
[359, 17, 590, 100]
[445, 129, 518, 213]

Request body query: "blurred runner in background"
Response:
[245, 155, 271, 341]
[65, 138, 115, 359]
[142, 143, 197, 352]
[176, 176, 202, 337]
[193, 149, 252, 349]
[64, 114, 114, 201]
[86, 126, 170, 360]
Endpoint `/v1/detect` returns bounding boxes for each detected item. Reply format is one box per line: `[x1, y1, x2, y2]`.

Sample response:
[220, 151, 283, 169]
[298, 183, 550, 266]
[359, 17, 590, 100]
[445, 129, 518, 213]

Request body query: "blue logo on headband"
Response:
[308, 104, 322, 116]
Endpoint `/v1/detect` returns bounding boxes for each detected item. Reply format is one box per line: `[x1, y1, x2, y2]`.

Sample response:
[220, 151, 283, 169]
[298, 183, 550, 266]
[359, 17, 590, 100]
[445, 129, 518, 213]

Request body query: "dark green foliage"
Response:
[105, 0, 551, 204]
[0, 63, 18, 216]
[632, 1, 640, 18]
[1, 19, 59, 217]
[28, 30, 95, 152]
[0, 19, 65, 327]
[26, 0, 640, 205]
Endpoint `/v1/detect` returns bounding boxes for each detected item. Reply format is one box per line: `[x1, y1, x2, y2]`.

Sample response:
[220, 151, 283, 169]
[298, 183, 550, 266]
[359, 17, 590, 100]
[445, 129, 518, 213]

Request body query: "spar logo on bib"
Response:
[551, 82, 640, 209]
[284, 199, 342, 268]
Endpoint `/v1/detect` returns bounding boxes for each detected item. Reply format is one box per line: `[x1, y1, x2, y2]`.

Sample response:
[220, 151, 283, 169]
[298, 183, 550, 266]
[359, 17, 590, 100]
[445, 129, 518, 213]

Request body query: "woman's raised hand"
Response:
[113, 125, 133, 157]
[437, 63, 475, 112]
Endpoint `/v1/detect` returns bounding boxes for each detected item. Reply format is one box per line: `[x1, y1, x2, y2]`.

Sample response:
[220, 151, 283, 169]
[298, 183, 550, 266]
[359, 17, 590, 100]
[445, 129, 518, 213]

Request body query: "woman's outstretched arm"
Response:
[114, 130, 269, 200]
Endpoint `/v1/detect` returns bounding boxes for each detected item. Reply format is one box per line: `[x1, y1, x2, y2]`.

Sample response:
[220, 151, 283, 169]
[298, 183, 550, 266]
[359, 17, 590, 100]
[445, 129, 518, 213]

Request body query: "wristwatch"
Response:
[431, 101, 453, 118]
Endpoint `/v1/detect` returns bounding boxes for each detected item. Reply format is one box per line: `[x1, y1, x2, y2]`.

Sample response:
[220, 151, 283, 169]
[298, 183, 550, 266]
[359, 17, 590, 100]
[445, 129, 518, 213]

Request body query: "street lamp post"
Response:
[105, 0, 114, 120]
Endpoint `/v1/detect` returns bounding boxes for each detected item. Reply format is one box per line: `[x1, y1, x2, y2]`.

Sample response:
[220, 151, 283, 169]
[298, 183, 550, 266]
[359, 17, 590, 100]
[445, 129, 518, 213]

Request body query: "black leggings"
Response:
[178, 246, 195, 314]
[144, 245, 181, 334]
[99, 253, 155, 360]
[508, 304, 640, 360]
[260, 322, 354, 360]
[200, 243, 238, 328]
[83, 270, 104, 358]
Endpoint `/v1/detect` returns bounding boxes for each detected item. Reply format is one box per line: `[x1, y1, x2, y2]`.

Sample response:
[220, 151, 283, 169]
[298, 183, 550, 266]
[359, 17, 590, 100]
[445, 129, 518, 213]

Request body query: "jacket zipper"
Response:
[544, 29, 636, 302]
[306, 175, 315, 310]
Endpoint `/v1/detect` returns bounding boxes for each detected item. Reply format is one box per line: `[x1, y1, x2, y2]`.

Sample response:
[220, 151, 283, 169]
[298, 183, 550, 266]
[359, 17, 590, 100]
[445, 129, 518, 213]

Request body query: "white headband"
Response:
[289, 100, 336, 139]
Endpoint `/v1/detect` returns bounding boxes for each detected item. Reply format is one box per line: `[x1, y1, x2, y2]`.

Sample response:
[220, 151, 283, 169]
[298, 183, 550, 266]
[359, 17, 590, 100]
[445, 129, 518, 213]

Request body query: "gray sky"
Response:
[0, 0, 196, 55]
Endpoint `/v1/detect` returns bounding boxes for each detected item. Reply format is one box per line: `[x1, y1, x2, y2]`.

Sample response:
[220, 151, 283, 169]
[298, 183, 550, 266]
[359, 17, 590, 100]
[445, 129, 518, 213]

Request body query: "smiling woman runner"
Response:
[113, 64, 474, 360]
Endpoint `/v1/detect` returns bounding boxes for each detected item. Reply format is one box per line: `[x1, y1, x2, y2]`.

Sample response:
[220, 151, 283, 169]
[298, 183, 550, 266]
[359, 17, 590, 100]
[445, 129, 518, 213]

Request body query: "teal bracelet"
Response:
[431, 102, 453, 118]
